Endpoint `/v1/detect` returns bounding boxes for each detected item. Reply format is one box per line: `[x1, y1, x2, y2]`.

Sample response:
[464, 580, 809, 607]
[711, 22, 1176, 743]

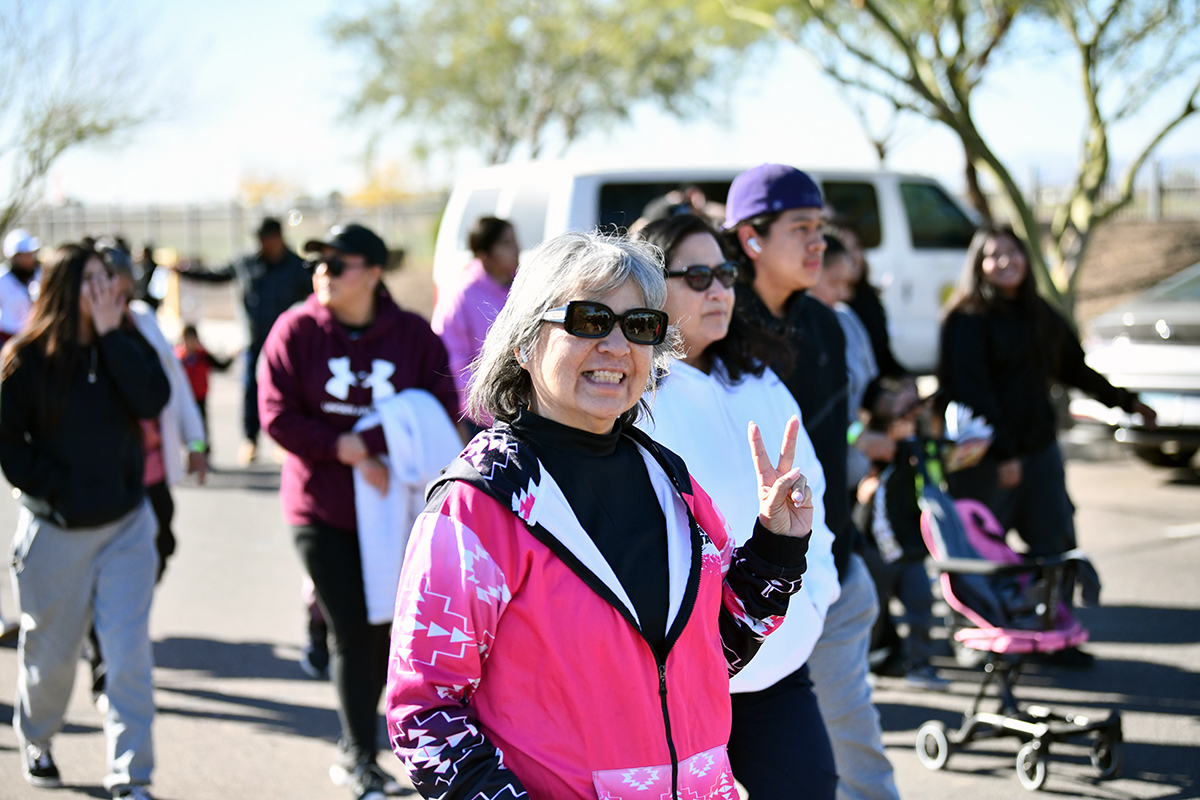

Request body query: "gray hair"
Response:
[469, 230, 681, 426]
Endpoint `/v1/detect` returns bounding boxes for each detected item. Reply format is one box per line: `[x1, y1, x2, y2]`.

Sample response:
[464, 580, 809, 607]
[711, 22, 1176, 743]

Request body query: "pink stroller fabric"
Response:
[922, 498, 1088, 655]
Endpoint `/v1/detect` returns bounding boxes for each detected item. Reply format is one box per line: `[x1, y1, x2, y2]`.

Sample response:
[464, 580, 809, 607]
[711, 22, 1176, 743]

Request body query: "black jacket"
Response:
[938, 298, 1136, 462]
[0, 330, 170, 528]
[179, 248, 312, 348]
[737, 287, 857, 581]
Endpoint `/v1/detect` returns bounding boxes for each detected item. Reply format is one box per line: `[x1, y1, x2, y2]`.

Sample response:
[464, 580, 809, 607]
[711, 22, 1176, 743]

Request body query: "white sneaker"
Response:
[331, 762, 402, 795]
[112, 784, 154, 799]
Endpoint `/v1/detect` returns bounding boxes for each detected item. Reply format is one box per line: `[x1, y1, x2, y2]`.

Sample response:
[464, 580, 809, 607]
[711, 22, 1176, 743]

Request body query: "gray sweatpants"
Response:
[10, 500, 157, 792]
[807, 553, 901, 800]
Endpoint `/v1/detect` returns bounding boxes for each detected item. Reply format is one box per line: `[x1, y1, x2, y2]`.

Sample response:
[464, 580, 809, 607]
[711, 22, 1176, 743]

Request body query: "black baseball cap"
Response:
[304, 223, 388, 267]
[256, 217, 283, 238]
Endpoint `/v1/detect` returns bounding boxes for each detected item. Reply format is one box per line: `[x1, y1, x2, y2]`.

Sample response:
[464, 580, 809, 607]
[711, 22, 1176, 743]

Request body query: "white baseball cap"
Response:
[3, 229, 39, 259]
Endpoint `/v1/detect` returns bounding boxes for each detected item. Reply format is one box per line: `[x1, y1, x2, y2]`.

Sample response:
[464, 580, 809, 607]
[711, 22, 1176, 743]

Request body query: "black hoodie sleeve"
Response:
[99, 329, 171, 420]
[0, 355, 60, 502]
[1050, 309, 1137, 411]
[939, 311, 1017, 462]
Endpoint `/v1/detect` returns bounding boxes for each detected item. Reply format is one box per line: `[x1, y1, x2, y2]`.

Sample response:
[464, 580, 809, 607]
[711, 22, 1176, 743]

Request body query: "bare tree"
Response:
[331, 0, 766, 165]
[726, 0, 1200, 315]
[0, 1, 157, 238]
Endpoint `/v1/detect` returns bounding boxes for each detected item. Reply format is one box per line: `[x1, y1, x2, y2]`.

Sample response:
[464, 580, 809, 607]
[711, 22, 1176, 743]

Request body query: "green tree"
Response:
[331, 0, 765, 165]
[726, 0, 1200, 315]
[0, 1, 156, 237]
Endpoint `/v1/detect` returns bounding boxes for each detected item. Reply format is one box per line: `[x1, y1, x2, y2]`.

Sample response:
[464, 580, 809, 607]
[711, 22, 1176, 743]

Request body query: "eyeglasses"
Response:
[310, 255, 360, 277]
[664, 261, 739, 292]
[541, 300, 668, 346]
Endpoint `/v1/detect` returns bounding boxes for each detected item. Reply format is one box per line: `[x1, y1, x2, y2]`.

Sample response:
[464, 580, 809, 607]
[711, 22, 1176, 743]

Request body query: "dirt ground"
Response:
[1073, 219, 1200, 320]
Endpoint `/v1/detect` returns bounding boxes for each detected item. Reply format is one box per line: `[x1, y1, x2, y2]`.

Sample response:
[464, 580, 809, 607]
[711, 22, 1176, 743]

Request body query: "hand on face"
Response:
[523, 280, 654, 434]
[80, 259, 124, 336]
[749, 416, 814, 538]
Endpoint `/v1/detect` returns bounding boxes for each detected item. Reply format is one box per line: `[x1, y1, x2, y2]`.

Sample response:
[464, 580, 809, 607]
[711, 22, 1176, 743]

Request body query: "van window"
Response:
[457, 188, 502, 248]
[597, 181, 732, 233]
[900, 182, 976, 249]
[822, 182, 882, 248]
[508, 187, 550, 249]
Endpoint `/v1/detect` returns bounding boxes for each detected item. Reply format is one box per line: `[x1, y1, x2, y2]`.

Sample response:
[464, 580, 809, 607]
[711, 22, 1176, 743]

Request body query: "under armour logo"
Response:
[325, 357, 397, 401]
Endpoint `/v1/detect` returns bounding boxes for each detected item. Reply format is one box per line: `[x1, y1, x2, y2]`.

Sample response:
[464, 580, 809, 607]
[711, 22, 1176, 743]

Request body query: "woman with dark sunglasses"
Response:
[258, 223, 459, 800]
[635, 214, 840, 800]
[385, 231, 815, 800]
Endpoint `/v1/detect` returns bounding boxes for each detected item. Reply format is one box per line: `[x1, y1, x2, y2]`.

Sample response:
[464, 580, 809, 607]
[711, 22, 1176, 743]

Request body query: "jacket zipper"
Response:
[656, 660, 679, 799]
[650, 533, 700, 800]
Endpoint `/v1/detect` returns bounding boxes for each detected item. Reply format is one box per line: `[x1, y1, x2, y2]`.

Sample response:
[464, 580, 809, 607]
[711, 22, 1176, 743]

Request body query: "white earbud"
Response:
[747, 238, 762, 254]
[518, 345, 530, 364]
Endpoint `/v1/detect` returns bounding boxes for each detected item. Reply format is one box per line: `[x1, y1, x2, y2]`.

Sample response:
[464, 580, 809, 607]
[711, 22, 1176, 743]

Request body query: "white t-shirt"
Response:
[0, 268, 39, 335]
[641, 359, 841, 693]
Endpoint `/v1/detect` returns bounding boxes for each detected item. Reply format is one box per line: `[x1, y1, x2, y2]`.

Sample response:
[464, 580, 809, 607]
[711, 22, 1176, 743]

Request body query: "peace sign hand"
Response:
[749, 416, 814, 539]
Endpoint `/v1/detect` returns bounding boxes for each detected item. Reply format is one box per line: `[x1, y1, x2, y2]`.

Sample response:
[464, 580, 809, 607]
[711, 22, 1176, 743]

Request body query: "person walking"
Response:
[258, 223, 458, 800]
[0, 243, 170, 799]
[727, 164, 901, 800]
[940, 225, 1156, 561]
[635, 215, 840, 800]
[175, 217, 311, 464]
[175, 323, 233, 445]
[430, 216, 519, 432]
[385, 231, 814, 799]
[1, 228, 41, 347]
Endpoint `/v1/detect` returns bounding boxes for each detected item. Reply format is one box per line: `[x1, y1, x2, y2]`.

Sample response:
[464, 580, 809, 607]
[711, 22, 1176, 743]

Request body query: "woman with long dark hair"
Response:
[939, 225, 1155, 559]
[1, 243, 169, 799]
[635, 214, 840, 800]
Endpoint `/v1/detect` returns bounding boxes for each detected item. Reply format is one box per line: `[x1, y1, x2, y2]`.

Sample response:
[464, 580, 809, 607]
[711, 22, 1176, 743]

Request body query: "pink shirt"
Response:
[430, 259, 510, 419]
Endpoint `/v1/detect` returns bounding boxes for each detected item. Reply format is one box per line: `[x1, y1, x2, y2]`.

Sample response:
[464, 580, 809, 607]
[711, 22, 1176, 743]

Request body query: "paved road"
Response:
[1, 368, 1198, 799]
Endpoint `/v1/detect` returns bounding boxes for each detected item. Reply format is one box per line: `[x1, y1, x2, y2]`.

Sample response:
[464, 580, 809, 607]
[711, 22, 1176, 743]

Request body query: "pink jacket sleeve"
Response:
[386, 503, 529, 799]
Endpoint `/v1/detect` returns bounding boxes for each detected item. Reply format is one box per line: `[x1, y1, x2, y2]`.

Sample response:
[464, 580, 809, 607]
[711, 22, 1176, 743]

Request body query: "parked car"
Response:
[431, 160, 977, 373]
[1071, 261, 1200, 467]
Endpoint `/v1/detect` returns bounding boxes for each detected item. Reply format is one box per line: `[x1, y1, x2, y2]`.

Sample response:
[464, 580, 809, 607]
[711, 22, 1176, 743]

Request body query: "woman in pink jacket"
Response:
[386, 232, 815, 799]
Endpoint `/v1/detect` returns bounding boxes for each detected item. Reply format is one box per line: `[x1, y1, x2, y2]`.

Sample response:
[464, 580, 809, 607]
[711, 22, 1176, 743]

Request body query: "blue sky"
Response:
[41, 0, 1200, 205]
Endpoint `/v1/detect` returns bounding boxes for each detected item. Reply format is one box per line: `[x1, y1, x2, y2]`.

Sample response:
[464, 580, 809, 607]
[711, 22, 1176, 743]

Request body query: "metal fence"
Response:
[15, 194, 449, 267]
[995, 157, 1200, 223]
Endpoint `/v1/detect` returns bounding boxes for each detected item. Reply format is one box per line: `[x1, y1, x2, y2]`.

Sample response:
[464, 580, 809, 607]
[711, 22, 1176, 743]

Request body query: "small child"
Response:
[858, 389, 951, 691]
[175, 324, 232, 446]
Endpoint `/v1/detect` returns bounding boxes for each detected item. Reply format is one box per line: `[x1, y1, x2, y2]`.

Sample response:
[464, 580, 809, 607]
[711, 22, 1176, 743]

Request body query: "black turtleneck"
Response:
[509, 410, 670, 653]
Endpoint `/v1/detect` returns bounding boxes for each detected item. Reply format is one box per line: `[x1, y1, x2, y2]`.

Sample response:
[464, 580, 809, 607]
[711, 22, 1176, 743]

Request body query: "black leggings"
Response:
[728, 663, 838, 800]
[293, 522, 391, 766]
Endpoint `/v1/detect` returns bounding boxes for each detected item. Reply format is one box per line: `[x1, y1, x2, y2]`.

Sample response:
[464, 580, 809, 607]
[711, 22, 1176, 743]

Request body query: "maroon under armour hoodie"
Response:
[259, 290, 458, 532]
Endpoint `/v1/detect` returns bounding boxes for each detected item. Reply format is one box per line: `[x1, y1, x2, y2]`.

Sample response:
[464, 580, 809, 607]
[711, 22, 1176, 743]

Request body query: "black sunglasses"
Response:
[541, 300, 668, 346]
[664, 261, 739, 292]
[309, 255, 359, 277]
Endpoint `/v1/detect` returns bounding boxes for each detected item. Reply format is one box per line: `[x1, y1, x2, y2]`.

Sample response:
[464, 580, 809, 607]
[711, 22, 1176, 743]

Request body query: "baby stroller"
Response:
[912, 448, 1122, 791]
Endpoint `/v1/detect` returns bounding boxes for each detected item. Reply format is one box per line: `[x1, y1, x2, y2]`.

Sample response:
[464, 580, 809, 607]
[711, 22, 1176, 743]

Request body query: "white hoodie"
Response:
[641, 360, 840, 693]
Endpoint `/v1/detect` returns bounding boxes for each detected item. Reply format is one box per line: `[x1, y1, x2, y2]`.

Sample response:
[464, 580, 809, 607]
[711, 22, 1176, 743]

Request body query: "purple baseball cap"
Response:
[723, 164, 823, 230]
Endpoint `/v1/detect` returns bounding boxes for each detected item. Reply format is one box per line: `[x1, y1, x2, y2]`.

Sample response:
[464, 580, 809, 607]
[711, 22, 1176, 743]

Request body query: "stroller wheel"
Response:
[916, 720, 952, 770]
[1016, 742, 1048, 791]
[1090, 734, 1123, 778]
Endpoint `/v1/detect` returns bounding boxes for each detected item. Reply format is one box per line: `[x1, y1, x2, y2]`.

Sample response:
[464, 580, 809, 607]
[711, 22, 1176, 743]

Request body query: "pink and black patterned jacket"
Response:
[385, 425, 808, 800]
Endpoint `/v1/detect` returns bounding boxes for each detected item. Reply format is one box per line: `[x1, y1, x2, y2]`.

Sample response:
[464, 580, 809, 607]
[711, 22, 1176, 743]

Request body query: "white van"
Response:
[432, 160, 976, 373]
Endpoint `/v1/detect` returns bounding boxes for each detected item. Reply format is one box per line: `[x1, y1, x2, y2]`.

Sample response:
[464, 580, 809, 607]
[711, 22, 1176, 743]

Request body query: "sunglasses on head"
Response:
[541, 300, 668, 346]
[664, 261, 739, 292]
